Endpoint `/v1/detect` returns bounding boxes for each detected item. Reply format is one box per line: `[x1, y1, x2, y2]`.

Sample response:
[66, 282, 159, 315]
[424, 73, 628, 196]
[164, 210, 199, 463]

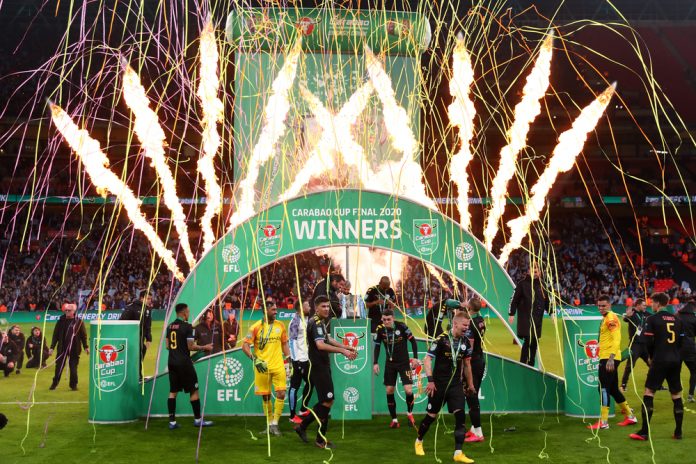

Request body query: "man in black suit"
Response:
[49, 303, 89, 390]
[508, 265, 550, 366]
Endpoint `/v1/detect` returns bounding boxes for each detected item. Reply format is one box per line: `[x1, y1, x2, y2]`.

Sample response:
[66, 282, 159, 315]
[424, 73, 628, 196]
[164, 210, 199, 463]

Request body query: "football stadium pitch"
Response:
[1, 318, 692, 464]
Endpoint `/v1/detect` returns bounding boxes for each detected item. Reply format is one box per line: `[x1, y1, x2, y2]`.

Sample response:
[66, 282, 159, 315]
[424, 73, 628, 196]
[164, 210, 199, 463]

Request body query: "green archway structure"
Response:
[156, 189, 516, 372]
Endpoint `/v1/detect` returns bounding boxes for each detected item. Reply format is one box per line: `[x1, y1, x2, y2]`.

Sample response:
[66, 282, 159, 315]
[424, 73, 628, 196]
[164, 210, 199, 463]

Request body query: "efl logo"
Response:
[584, 340, 599, 359]
[221, 244, 241, 273]
[98, 344, 124, 363]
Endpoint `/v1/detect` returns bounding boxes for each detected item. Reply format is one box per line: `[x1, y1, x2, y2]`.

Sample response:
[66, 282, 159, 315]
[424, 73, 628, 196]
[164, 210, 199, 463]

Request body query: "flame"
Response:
[498, 83, 616, 264]
[50, 103, 184, 281]
[228, 37, 302, 230]
[196, 20, 224, 253]
[446, 36, 477, 230]
[484, 34, 554, 251]
[122, 62, 196, 270]
[278, 82, 375, 201]
[320, 247, 405, 298]
[364, 45, 417, 166]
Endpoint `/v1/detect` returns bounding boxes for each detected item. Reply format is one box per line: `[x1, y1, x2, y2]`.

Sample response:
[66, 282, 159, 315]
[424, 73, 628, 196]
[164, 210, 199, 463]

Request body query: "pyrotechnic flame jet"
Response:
[121, 61, 197, 270]
[49, 103, 184, 281]
[447, 34, 477, 231]
[498, 83, 617, 264]
[196, 19, 224, 254]
[484, 33, 554, 251]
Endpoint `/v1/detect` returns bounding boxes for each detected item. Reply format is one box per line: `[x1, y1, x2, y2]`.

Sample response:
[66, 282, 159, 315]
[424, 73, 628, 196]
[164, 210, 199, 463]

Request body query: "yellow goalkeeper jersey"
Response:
[598, 311, 622, 361]
[243, 320, 288, 371]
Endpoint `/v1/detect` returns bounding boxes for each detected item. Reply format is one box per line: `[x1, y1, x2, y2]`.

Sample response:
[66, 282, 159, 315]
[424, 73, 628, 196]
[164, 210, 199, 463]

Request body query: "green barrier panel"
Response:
[89, 320, 140, 423]
[138, 336, 563, 420]
[562, 315, 613, 418]
[372, 339, 564, 415]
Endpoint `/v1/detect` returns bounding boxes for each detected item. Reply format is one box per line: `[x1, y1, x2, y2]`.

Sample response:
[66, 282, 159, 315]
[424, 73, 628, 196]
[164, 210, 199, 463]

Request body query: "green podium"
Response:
[89, 320, 140, 423]
[331, 319, 373, 420]
[562, 314, 614, 418]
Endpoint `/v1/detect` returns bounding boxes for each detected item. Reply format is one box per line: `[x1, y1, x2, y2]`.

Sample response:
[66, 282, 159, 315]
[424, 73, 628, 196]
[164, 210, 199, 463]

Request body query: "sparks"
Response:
[122, 62, 196, 270]
[278, 81, 375, 201]
[49, 103, 185, 281]
[228, 37, 302, 231]
[364, 45, 417, 166]
[498, 82, 616, 264]
[484, 34, 554, 251]
[196, 19, 224, 253]
[446, 36, 477, 230]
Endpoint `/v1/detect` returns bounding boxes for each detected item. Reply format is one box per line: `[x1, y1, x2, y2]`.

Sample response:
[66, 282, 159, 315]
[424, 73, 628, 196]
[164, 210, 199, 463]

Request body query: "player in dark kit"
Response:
[365, 276, 397, 334]
[677, 296, 696, 402]
[621, 298, 651, 391]
[294, 295, 357, 449]
[630, 292, 685, 441]
[166, 303, 214, 430]
[373, 308, 419, 428]
[464, 298, 486, 442]
[415, 311, 476, 464]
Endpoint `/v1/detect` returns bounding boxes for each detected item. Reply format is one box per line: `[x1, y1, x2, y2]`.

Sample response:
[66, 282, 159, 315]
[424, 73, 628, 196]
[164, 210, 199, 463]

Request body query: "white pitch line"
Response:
[0, 401, 88, 405]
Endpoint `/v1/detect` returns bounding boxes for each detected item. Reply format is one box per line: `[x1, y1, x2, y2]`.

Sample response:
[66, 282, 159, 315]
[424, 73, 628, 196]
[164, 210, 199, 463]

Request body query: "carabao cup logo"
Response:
[214, 357, 244, 388]
[93, 338, 127, 392]
[256, 220, 282, 257]
[412, 219, 439, 255]
[333, 327, 368, 374]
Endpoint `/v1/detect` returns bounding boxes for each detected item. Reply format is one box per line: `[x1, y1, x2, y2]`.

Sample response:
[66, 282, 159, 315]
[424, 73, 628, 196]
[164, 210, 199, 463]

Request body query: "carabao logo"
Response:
[584, 340, 599, 359]
[214, 357, 244, 388]
[575, 335, 600, 387]
[93, 338, 127, 392]
[98, 344, 124, 363]
[333, 327, 368, 374]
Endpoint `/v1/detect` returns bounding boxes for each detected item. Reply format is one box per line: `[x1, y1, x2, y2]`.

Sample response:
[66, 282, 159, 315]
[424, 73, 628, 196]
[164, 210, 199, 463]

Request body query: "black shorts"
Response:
[309, 366, 334, 402]
[470, 357, 485, 392]
[169, 362, 199, 394]
[645, 361, 682, 393]
[426, 382, 466, 415]
[384, 361, 413, 387]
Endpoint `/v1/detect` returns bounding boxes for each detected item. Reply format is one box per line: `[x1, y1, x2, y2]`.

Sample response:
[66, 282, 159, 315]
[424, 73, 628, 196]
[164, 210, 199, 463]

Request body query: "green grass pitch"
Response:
[1, 318, 693, 463]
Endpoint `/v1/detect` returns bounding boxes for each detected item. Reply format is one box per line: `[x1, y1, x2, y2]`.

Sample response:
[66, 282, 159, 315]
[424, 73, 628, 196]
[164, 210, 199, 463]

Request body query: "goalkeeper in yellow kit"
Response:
[242, 298, 291, 436]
